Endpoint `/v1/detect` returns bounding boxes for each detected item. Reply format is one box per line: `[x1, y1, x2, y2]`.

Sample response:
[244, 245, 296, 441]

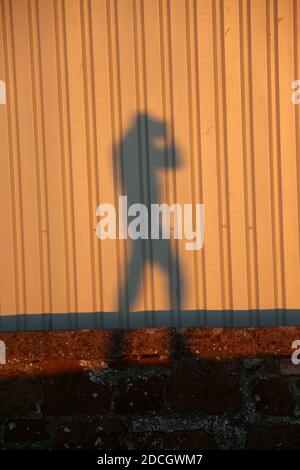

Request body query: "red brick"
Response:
[262, 359, 280, 375]
[166, 359, 242, 413]
[42, 364, 111, 416]
[114, 375, 164, 414]
[247, 425, 300, 449]
[251, 376, 295, 416]
[38, 359, 82, 376]
[280, 358, 300, 376]
[1, 327, 300, 365]
[295, 379, 300, 392]
[0, 330, 119, 364]
[126, 430, 218, 450]
[242, 358, 263, 370]
[0, 377, 40, 417]
[0, 364, 38, 379]
[54, 419, 127, 449]
[4, 419, 49, 444]
[121, 328, 175, 366]
[182, 327, 300, 360]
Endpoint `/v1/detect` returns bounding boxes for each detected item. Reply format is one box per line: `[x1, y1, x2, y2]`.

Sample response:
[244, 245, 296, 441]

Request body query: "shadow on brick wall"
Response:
[1, 327, 300, 449]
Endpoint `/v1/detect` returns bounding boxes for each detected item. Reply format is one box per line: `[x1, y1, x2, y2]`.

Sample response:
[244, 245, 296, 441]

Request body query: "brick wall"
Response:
[1, 327, 300, 449]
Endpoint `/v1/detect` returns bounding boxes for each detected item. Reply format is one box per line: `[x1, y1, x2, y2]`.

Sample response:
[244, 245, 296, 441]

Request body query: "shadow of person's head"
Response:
[118, 112, 183, 203]
[130, 112, 182, 170]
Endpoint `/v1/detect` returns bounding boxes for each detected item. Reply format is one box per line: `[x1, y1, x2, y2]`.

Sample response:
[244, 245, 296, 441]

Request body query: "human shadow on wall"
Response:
[2, 114, 300, 330]
[116, 113, 185, 314]
[0, 100, 299, 331]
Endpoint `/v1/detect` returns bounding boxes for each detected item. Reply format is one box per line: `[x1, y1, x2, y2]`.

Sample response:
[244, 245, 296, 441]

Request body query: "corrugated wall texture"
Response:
[0, 0, 300, 330]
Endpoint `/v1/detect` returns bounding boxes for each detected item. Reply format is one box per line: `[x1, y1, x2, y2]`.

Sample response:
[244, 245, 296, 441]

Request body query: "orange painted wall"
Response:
[0, 0, 299, 328]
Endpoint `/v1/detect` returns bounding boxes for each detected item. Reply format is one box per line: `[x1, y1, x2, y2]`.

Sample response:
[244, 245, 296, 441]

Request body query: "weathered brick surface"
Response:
[115, 375, 164, 414]
[280, 358, 300, 376]
[54, 419, 127, 449]
[4, 419, 49, 445]
[246, 425, 300, 449]
[126, 430, 218, 450]
[251, 376, 295, 416]
[182, 327, 300, 359]
[261, 358, 280, 375]
[166, 359, 242, 413]
[41, 361, 111, 416]
[0, 330, 119, 364]
[0, 327, 300, 449]
[0, 377, 40, 417]
[121, 328, 175, 366]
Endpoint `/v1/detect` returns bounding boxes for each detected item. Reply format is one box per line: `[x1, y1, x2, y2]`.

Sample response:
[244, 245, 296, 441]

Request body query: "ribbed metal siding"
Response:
[0, 0, 299, 330]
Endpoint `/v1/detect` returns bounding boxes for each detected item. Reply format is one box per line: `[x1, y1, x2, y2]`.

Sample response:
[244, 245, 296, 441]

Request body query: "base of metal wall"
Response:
[1, 309, 300, 332]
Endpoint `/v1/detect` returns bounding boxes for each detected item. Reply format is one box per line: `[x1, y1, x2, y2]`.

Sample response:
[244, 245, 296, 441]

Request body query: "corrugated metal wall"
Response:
[0, 0, 300, 331]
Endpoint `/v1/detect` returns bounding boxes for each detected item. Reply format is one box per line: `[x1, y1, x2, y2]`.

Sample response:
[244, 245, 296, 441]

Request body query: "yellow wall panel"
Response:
[0, 0, 300, 329]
